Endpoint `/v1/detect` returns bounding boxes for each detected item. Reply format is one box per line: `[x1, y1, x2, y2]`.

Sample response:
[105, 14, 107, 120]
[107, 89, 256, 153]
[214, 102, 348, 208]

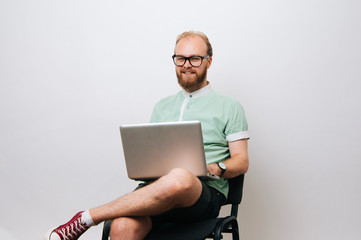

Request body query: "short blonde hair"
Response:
[175, 31, 213, 57]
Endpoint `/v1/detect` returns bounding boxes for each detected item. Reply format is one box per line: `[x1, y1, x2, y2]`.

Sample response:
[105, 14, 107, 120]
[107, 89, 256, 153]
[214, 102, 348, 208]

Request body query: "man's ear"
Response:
[207, 57, 213, 69]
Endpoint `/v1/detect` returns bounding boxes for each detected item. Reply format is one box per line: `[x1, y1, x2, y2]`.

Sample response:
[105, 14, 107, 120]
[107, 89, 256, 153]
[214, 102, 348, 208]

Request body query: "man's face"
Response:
[174, 36, 212, 92]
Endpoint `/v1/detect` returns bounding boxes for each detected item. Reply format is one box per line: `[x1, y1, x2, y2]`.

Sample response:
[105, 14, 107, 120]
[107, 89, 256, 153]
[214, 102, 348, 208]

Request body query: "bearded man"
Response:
[45, 31, 249, 240]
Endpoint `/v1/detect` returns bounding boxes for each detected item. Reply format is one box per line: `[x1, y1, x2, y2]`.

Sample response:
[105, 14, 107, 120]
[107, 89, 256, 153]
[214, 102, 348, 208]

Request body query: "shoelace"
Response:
[52, 217, 88, 240]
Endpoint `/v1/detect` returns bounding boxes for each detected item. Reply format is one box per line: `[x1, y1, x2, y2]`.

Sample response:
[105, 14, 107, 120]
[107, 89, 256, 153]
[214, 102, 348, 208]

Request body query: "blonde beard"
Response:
[176, 69, 207, 92]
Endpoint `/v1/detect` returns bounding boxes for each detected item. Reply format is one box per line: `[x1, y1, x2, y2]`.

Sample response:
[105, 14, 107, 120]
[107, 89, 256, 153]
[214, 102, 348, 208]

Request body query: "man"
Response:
[44, 31, 249, 240]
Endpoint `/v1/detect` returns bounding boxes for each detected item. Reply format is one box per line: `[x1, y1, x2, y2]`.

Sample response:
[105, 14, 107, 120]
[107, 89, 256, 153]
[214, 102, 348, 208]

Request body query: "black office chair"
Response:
[102, 174, 245, 240]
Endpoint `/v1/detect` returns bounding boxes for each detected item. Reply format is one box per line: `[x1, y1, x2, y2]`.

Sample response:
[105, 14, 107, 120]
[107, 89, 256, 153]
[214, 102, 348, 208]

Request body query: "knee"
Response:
[110, 218, 130, 239]
[166, 168, 198, 194]
[110, 217, 151, 240]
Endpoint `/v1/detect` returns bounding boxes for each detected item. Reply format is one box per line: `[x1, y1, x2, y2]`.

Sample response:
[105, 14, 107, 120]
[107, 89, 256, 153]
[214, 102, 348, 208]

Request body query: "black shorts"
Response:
[143, 181, 226, 227]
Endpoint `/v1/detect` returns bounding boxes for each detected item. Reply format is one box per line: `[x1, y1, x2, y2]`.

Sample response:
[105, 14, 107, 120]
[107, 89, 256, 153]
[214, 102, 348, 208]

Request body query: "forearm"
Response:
[207, 139, 249, 178]
[222, 152, 249, 178]
[207, 153, 248, 178]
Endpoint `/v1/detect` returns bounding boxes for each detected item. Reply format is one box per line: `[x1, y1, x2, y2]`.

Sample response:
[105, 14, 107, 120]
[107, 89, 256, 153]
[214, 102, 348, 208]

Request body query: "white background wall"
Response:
[1, 0, 360, 239]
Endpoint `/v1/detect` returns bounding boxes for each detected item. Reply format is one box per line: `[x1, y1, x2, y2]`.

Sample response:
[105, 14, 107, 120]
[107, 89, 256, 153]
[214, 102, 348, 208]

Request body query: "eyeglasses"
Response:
[172, 55, 210, 67]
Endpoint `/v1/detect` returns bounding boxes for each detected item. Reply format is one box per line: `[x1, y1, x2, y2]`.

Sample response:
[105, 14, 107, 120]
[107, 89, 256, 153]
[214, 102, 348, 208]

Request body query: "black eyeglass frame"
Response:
[172, 55, 210, 67]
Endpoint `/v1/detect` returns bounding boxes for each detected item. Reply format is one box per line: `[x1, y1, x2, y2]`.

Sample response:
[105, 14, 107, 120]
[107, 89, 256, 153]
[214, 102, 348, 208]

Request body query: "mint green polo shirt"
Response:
[150, 84, 249, 198]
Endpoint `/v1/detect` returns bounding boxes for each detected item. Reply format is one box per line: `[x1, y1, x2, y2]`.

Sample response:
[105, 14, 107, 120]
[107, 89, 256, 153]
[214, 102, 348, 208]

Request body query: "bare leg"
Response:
[110, 216, 152, 240]
[44, 168, 202, 240]
[90, 168, 203, 225]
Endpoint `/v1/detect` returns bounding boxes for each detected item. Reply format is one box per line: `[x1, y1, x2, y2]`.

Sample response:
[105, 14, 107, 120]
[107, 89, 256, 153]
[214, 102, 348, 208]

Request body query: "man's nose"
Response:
[183, 58, 192, 68]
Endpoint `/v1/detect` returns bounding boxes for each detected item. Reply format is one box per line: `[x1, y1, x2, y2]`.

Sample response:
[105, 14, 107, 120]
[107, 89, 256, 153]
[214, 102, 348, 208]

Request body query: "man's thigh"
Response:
[149, 181, 226, 227]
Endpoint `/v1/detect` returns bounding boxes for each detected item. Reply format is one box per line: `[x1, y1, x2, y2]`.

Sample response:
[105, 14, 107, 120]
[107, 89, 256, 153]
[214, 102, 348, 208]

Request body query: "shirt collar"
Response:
[181, 83, 212, 99]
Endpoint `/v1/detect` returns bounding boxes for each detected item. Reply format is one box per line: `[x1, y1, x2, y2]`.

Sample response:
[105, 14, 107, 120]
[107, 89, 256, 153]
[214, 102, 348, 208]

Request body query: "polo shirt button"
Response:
[189, 95, 192, 98]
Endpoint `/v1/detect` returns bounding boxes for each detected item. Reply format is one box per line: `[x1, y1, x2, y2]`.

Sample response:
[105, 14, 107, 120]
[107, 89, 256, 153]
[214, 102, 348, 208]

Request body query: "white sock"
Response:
[81, 209, 95, 226]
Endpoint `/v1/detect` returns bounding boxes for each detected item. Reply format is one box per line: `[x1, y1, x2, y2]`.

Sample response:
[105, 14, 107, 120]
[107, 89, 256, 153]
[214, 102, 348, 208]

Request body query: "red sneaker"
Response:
[45, 211, 90, 240]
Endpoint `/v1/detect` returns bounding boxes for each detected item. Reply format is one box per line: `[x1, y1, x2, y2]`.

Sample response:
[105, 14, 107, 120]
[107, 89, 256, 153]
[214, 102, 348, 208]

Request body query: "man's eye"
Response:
[191, 57, 201, 62]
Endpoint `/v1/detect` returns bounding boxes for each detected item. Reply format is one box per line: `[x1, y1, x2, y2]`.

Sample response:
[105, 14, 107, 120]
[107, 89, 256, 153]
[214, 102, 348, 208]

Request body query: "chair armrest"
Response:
[213, 216, 239, 240]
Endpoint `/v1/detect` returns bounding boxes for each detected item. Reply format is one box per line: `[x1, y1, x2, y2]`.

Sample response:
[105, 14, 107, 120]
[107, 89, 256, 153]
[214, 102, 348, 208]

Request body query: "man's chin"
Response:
[179, 78, 195, 86]
[177, 71, 207, 92]
[178, 80, 203, 92]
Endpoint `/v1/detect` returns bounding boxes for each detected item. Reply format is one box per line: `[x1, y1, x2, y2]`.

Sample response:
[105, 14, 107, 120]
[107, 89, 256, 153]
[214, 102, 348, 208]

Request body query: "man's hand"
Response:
[207, 163, 222, 176]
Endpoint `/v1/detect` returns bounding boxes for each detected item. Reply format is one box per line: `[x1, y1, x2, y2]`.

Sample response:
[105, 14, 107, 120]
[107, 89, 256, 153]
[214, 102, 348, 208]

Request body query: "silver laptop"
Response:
[119, 121, 219, 181]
